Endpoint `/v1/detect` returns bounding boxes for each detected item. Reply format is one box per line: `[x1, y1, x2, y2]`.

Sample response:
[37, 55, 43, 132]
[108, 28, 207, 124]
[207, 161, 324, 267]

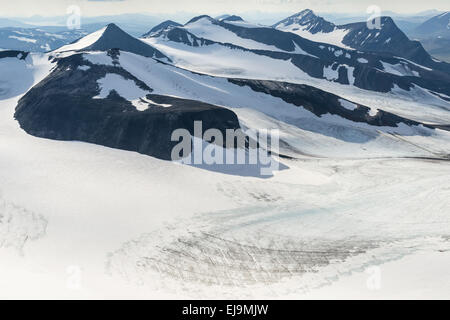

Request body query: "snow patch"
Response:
[276, 24, 353, 50]
[77, 65, 91, 71]
[292, 41, 318, 58]
[347, 66, 355, 85]
[40, 43, 51, 51]
[339, 99, 358, 111]
[323, 65, 339, 81]
[94, 73, 150, 111]
[334, 50, 343, 57]
[83, 52, 116, 66]
[8, 36, 37, 43]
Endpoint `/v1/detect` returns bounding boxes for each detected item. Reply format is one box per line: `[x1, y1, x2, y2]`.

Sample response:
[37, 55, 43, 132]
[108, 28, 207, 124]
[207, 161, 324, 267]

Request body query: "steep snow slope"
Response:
[56, 27, 107, 52]
[0, 51, 52, 100]
[56, 24, 169, 61]
[183, 16, 284, 51]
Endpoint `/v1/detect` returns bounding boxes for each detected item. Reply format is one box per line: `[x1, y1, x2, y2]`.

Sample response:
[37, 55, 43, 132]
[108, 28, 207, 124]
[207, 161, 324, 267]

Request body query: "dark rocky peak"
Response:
[273, 9, 336, 34]
[142, 20, 182, 38]
[342, 17, 399, 34]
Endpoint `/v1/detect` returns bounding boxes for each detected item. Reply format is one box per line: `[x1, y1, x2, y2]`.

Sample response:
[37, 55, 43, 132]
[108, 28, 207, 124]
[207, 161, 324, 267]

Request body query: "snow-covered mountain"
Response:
[273, 9, 438, 68]
[273, 9, 337, 38]
[9, 24, 450, 163]
[143, 14, 450, 101]
[142, 20, 182, 38]
[413, 11, 450, 38]
[341, 17, 434, 66]
[55, 23, 169, 61]
[409, 12, 450, 62]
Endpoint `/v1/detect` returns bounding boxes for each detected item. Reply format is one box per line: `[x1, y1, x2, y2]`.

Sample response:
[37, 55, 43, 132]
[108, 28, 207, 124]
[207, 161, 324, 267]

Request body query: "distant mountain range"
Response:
[0, 18, 33, 28]
[0, 27, 87, 52]
[413, 11, 450, 38]
[0, 13, 194, 36]
[272, 9, 437, 66]
[321, 10, 444, 31]
[407, 12, 450, 62]
[1, 10, 449, 62]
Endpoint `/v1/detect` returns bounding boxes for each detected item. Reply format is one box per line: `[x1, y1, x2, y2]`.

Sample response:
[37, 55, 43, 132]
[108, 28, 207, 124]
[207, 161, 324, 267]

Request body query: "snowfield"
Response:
[276, 24, 353, 50]
[1, 48, 450, 299]
[142, 36, 450, 125]
[93, 73, 152, 111]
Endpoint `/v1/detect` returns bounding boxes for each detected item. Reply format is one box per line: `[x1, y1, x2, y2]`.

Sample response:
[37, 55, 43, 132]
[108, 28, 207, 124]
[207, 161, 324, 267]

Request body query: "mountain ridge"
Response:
[273, 9, 440, 68]
[144, 14, 450, 97]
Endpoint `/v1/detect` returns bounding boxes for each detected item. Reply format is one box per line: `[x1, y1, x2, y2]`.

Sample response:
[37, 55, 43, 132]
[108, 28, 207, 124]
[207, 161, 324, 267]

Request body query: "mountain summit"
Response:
[56, 23, 169, 60]
[142, 20, 182, 38]
[222, 15, 244, 22]
[274, 11, 442, 68]
[273, 9, 336, 34]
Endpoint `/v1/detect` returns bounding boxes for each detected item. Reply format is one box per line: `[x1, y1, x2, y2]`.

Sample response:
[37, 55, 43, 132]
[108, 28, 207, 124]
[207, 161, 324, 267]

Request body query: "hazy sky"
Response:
[0, 0, 448, 17]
